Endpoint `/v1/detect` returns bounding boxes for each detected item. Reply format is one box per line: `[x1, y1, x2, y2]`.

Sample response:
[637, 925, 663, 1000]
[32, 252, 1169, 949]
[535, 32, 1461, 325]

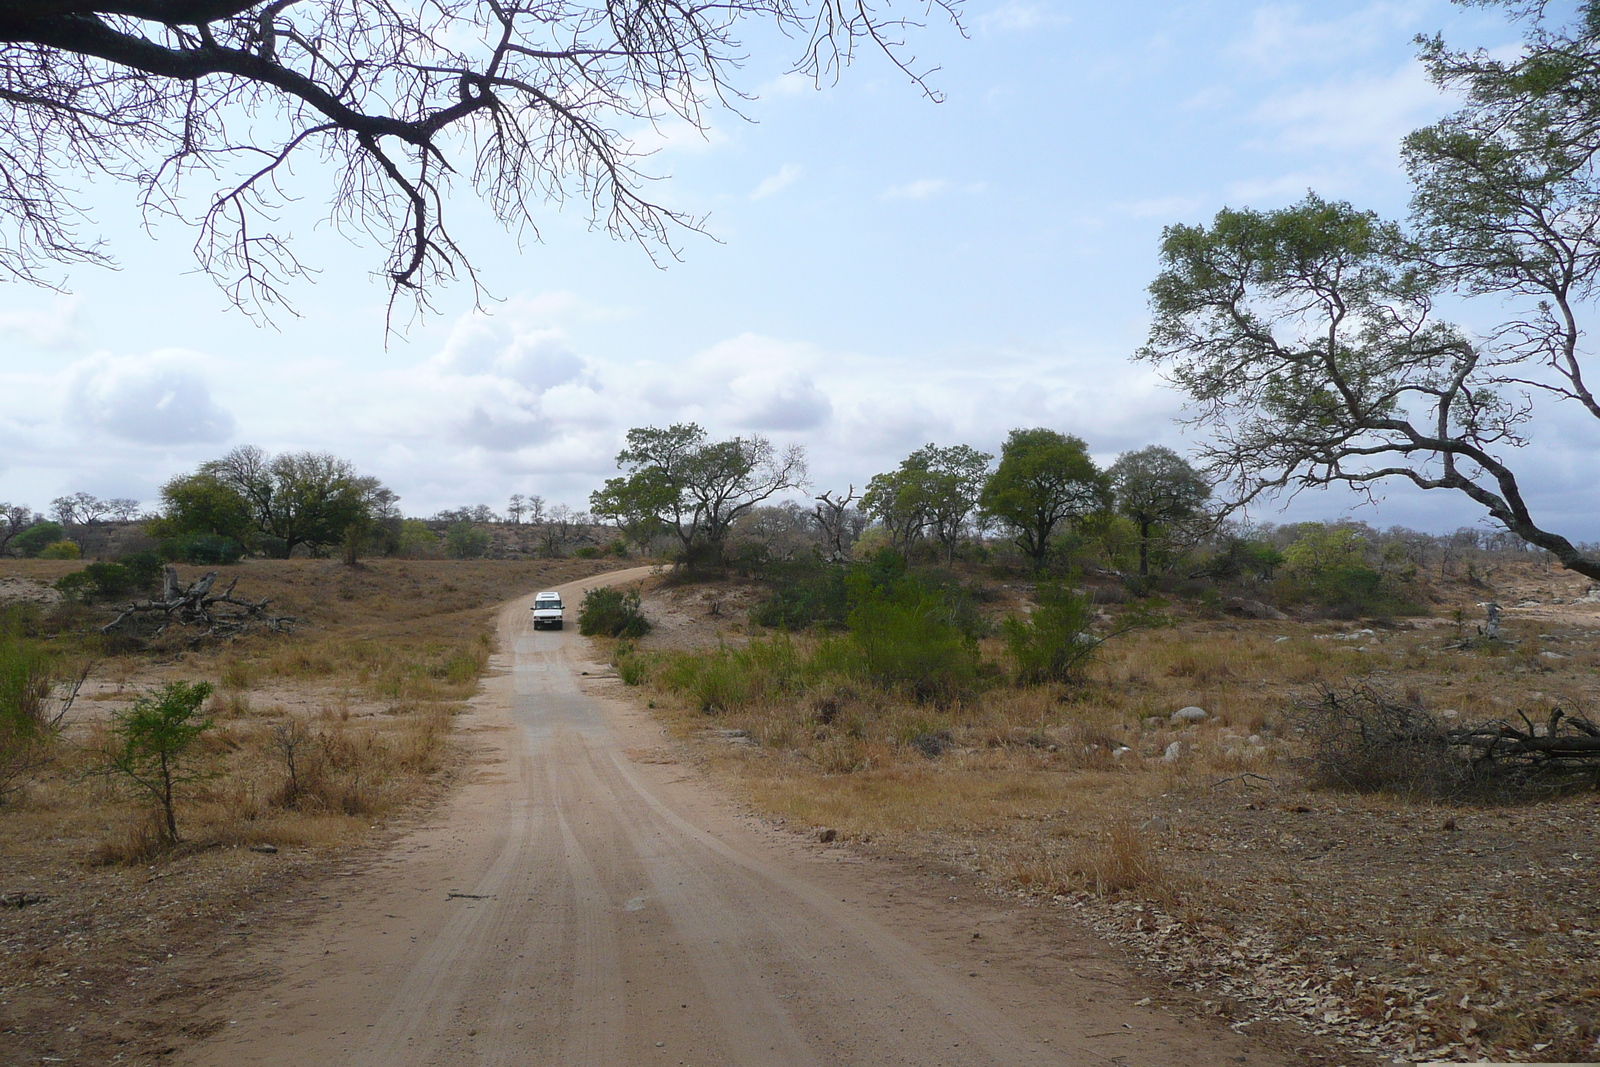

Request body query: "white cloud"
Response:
[975, 0, 1069, 33]
[751, 164, 803, 201]
[0, 295, 87, 351]
[1229, 2, 1428, 75]
[68, 351, 236, 445]
[1250, 63, 1447, 157]
[758, 73, 814, 98]
[883, 178, 950, 201]
[623, 117, 728, 157]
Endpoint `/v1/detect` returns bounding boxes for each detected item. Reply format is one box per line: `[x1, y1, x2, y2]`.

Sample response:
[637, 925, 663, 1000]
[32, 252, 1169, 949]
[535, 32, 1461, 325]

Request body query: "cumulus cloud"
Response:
[68, 351, 236, 445]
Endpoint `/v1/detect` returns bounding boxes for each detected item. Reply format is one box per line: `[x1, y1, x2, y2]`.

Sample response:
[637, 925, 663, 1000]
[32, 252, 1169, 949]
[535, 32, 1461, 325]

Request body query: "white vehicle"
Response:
[530, 591, 565, 630]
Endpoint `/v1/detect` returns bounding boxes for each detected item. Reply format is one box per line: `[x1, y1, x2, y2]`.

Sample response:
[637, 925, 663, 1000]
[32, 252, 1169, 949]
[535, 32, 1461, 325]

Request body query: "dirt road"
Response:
[187, 568, 1286, 1066]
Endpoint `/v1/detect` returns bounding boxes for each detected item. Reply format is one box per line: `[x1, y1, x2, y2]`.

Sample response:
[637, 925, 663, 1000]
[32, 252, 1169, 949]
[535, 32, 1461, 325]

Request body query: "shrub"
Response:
[1001, 583, 1098, 684]
[577, 586, 652, 638]
[752, 558, 851, 630]
[396, 519, 441, 558]
[38, 540, 80, 560]
[95, 680, 215, 844]
[160, 532, 245, 564]
[655, 635, 808, 712]
[574, 545, 601, 559]
[1278, 525, 1422, 616]
[55, 555, 165, 603]
[445, 522, 490, 559]
[11, 522, 64, 557]
[845, 569, 979, 702]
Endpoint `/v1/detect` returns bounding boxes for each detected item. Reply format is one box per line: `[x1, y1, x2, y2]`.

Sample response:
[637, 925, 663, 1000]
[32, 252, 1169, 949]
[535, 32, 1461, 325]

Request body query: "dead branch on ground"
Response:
[102, 566, 295, 640]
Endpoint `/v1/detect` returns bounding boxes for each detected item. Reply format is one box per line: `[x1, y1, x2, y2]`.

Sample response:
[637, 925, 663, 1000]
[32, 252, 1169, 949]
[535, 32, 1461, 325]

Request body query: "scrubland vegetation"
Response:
[600, 528, 1600, 1063]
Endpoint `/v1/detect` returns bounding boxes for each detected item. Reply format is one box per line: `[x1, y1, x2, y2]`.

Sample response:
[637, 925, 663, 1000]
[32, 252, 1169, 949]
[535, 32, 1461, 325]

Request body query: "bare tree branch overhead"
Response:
[0, 0, 958, 320]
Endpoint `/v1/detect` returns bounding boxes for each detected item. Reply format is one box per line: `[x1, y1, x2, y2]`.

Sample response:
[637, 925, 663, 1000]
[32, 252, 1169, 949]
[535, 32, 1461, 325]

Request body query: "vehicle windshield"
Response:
[537, 598, 562, 609]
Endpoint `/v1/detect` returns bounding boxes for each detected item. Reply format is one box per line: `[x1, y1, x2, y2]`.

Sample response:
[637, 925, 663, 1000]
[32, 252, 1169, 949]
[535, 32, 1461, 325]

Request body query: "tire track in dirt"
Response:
[183, 565, 1289, 1066]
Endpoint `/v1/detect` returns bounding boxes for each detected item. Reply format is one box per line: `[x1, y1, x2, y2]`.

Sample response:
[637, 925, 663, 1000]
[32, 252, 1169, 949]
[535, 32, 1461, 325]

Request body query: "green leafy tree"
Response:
[1139, 4, 1600, 583]
[97, 681, 215, 845]
[0, 504, 37, 557]
[979, 429, 1110, 569]
[1107, 446, 1210, 576]
[146, 472, 257, 547]
[445, 522, 491, 559]
[591, 424, 807, 567]
[862, 444, 992, 560]
[11, 521, 64, 558]
[198, 446, 395, 559]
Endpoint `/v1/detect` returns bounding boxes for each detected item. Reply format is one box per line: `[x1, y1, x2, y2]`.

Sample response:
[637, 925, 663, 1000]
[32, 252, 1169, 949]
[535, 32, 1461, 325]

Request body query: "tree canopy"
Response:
[1139, 3, 1600, 582]
[590, 423, 806, 565]
[157, 445, 397, 558]
[861, 444, 992, 560]
[1108, 445, 1209, 576]
[978, 428, 1108, 568]
[0, 0, 955, 318]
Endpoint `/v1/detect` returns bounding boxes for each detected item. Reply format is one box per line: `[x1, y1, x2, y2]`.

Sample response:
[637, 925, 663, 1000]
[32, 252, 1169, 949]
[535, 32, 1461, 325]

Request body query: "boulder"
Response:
[1162, 741, 1183, 761]
[1224, 597, 1289, 621]
[1170, 706, 1208, 725]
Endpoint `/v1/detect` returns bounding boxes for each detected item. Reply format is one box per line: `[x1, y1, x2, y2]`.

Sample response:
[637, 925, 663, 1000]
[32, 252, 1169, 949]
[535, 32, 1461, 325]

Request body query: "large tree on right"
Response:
[1140, 4, 1600, 582]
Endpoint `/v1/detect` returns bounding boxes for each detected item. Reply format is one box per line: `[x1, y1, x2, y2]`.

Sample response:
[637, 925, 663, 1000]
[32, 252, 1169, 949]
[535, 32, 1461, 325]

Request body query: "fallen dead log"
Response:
[1293, 684, 1600, 798]
[102, 565, 295, 639]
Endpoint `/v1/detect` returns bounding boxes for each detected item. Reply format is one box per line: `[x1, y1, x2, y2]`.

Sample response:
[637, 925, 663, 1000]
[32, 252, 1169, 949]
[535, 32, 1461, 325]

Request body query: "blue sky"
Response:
[7, 0, 1591, 534]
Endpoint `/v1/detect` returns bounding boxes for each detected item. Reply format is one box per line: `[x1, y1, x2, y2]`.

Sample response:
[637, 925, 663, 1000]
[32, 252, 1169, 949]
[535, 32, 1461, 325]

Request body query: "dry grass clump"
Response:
[76, 695, 457, 866]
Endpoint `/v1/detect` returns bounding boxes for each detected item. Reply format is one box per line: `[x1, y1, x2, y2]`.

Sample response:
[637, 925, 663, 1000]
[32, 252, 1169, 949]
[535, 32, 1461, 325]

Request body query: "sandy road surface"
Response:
[187, 568, 1285, 1067]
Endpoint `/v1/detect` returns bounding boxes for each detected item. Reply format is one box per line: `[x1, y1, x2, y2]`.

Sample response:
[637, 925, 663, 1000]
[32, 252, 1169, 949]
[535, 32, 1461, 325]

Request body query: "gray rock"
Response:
[1140, 816, 1169, 833]
[1162, 741, 1183, 762]
[249, 843, 278, 854]
[1225, 597, 1289, 621]
[1170, 706, 1208, 725]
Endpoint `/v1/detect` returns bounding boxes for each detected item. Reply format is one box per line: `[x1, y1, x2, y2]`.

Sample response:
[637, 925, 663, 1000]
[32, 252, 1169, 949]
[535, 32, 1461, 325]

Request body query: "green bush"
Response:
[574, 546, 601, 559]
[396, 519, 441, 558]
[1001, 583, 1098, 684]
[39, 540, 80, 560]
[1277, 525, 1421, 617]
[0, 631, 50, 736]
[97, 681, 215, 844]
[445, 522, 490, 560]
[577, 586, 652, 638]
[656, 635, 809, 713]
[11, 522, 64, 557]
[845, 569, 979, 702]
[752, 558, 852, 630]
[161, 533, 245, 564]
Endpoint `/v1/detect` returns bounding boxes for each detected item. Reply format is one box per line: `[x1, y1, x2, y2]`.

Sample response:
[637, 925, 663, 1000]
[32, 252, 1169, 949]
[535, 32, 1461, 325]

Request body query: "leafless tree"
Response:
[812, 486, 856, 560]
[1, 0, 956, 321]
[0, 503, 38, 556]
